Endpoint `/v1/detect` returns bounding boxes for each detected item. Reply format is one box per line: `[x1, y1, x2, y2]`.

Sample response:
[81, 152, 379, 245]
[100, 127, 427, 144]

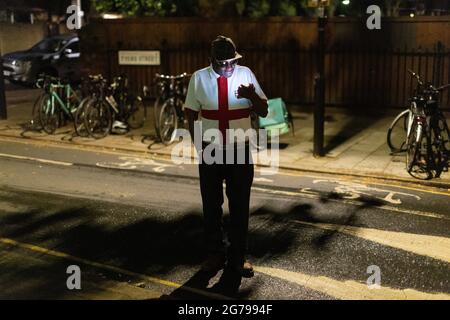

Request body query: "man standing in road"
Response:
[184, 35, 268, 283]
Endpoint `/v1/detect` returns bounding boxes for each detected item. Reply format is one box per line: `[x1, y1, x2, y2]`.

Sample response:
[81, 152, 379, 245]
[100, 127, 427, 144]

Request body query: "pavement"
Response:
[1, 86, 450, 189]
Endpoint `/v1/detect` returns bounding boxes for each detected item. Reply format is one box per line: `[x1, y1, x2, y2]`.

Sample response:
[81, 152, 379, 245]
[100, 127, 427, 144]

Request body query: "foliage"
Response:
[91, 0, 411, 18]
[278, 1, 299, 16]
[247, 0, 271, 18]
[92, 0, 196, 17]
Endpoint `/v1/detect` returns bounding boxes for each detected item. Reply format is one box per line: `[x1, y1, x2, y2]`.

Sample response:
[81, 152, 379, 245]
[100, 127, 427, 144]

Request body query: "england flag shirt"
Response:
[184, 65, 267, 146]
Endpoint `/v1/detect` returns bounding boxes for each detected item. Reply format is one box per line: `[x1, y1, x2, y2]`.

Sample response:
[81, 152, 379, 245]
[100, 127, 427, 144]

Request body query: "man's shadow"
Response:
[160, 268, 249, 300]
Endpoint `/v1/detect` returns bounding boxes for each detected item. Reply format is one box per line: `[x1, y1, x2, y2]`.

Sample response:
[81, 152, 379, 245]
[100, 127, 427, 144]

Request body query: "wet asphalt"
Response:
[0, 138, 449, 300]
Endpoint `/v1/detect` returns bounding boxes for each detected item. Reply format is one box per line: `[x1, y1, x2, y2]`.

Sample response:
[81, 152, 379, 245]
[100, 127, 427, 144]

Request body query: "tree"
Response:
[90, 0, 415, 18]
[246, 0, 271, 17]
[187, 0, 308, 18]
[269, 0, 298, 16]
[91, 0, 196, 17]
[384, 0, 402, 17]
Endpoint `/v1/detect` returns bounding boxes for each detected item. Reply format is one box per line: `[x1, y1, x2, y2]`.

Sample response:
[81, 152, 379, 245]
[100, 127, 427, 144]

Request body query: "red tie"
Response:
[217, 76, 228, 144]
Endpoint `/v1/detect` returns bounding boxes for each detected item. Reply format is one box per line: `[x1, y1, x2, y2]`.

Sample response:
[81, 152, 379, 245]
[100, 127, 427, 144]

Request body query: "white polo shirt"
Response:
[184, 65, 267, 146]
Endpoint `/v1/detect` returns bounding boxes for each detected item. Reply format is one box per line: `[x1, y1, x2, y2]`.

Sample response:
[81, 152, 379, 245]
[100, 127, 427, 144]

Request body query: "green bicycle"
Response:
[36, 75, 82, 134]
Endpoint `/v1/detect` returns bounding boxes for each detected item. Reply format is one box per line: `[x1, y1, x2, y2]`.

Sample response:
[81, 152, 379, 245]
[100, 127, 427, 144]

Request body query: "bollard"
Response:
[313, 16, 327, 157]
[0, 57, 7, 120]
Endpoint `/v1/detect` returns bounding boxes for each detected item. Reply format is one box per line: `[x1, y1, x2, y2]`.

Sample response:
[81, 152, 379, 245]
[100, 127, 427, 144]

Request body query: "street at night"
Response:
[1, 0, 450, 307]
[0, 137, 448, 299]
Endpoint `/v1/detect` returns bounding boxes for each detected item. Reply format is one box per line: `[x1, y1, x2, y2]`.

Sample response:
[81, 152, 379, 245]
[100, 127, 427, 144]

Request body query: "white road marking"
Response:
[0, 136, 448, 197]
[0, 153, 73, 166]
[96, 156, 176, 173]
[0, 142, 446, 221]
[251, 186, 448, 220]
[254, 177, 274, 183]
[295, 221, 450, 263]
[255, 266, 450, 300]
[2, 234, 448, 300]
[313, 179, 421, 205]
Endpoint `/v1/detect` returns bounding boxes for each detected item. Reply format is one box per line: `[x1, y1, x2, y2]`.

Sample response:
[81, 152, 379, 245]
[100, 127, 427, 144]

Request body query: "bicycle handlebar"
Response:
[437, 83, 450, 91]
[36, 74, 61, 88]
[408, 69, 423, 86]
[407, 69, 450, 93]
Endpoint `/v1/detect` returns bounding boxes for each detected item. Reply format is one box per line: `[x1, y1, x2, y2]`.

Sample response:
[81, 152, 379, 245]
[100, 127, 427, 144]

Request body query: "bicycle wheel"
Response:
[387, 109, 410, 153]
[38, 94, 60, 134]
[74, 96, 91, 137]
[436, 112, 450, 153]
[31, 92, 45, 129]
[127, 96, 147, 129]
[84, 98, 112, 139]
[406, 121, 432, 180]
[158, 99, 178, 145]
[430, 122, 446, 177]
[153, 97, 163, 138]
[431, 113, 450, 175]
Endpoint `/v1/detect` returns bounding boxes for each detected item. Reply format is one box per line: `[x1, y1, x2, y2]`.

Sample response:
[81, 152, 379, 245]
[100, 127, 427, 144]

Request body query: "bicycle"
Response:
[32, 74, 56, 129]
[387, 107, 413, 154]
[84, 75, 147, 139]
[74, 74, 106, 137]
[387, 71, 450, 156]
[36, 75, 82, 134]
[150, 73, 171, 140]
[400, 70, 450, 180]
[109, 75, 147, 130]
[153, 73, 190, 145]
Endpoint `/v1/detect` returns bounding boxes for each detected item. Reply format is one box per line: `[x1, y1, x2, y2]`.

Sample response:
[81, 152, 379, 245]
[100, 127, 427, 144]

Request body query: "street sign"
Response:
[307, 0, 330, 7]
[118, 50, 160, 66]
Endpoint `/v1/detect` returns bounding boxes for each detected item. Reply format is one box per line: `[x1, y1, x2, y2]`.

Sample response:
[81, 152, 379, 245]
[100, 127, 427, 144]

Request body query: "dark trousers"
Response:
[198, 142, 254, 268]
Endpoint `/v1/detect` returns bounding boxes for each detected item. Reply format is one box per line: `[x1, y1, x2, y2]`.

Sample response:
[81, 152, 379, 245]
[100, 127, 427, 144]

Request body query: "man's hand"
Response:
[185, 108, 199, 137]
[236, 83, 268, 118]
[184, 108, 201, 153]
[236, 83, 256, 99]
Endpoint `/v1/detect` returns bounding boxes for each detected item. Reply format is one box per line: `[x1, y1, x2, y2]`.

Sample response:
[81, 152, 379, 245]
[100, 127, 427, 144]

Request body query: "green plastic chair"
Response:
[257, 98, 294, 138]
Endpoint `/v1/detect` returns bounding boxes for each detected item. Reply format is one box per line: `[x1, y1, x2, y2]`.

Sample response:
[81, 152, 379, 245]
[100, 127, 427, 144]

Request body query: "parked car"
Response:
[1, 33, 80, 86]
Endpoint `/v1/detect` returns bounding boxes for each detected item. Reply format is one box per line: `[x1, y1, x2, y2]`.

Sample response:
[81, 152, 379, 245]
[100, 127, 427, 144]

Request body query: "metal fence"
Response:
[102, 42, 450, 110]
[322, 42, 450, 110]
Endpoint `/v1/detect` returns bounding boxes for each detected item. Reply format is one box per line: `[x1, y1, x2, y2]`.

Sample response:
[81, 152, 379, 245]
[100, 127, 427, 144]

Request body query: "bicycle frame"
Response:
[102, 76, 129, 117]
[44, 83, 80, 117]
[404, 69, 450, 178]
[405, 107, 414, 139]
[154, 73, 190, 144]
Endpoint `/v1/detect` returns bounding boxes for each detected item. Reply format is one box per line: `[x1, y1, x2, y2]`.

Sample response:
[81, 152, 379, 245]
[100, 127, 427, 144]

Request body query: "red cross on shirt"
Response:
[201, 76, 250, 144]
